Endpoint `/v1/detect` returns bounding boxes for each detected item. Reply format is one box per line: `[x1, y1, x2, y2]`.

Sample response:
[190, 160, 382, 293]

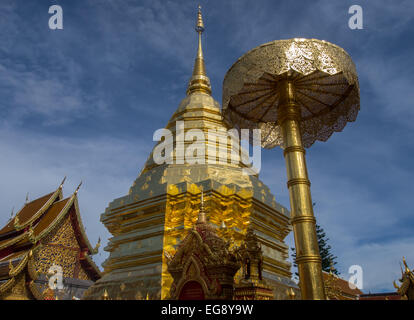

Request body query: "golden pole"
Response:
[277, 78, 326, 300]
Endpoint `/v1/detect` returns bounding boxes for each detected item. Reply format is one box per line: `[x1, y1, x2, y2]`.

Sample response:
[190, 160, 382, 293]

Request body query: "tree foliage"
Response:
[290, 223, 339, 280]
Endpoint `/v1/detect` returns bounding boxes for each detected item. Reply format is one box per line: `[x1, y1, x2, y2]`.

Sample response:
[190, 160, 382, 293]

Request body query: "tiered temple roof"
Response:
[0, 179, 101, 300]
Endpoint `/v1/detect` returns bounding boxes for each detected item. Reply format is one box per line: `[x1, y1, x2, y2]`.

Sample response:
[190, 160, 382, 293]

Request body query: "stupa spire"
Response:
[186, 5, 212, 96]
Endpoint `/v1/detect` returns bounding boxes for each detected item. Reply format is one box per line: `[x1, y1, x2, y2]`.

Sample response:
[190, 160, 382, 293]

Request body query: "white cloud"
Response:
[0, 62, 110, 126]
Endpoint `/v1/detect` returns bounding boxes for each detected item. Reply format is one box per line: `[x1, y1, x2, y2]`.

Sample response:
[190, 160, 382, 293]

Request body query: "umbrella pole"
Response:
[278, 79, 326, 300]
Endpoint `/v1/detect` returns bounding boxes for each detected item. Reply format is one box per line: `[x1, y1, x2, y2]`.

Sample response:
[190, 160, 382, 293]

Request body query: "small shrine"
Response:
[166, 193, 240, 300]
[233, 228, 274, 300]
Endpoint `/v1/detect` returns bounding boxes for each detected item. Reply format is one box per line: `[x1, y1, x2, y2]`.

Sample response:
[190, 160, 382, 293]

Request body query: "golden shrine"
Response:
[233, 228, 275, 300]
[83, 7, 297, 300]
[166, 193, 241, 300]
[0, 178, 101, 300]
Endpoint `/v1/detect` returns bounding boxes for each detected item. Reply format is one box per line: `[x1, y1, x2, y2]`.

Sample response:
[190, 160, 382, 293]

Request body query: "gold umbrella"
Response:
[222, 38, 360, 300]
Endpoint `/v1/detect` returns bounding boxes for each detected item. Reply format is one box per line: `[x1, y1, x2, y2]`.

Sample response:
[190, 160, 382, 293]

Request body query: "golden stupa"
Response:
[83, 7, 296, 300]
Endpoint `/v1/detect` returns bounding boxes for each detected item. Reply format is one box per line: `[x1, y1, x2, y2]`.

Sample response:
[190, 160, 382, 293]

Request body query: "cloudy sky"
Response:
[0, 0, 413, 294]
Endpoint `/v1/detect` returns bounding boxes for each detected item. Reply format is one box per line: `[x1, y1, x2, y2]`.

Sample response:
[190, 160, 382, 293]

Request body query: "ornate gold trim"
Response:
[291, 216, 316, 225]
[295, 254, 322, 264]
[283, 146, 306, 157]
[9, 252, 29, 277]
[287, 178, 311, 188]
[27, 252, 39, 281]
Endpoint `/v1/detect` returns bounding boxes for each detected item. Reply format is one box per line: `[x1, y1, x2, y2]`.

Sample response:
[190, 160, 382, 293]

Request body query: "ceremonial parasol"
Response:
[222, 38, 360, 299]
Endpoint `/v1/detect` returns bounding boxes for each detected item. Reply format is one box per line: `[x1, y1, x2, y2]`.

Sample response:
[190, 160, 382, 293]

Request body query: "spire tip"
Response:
[196, 5, 204, 33]
[186, 5, 211, 96]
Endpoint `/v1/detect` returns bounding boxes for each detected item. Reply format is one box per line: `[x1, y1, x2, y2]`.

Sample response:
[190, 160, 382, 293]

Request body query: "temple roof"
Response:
[0, 180, 101, 282]
[0, 191, 62, 238]
[322, 271, 363, 299]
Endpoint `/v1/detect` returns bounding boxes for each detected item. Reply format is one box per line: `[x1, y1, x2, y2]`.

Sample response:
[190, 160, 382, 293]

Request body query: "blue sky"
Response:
[0, 0, 413, 293]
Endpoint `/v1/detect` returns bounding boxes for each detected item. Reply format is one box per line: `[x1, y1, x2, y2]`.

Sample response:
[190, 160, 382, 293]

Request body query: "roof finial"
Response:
[59, 176, 67, 189]
[403, 257, 410, 273]
[25, 192, 29, 204]
[197, 190, 207, 224]
[186, 5, 211, 96]
[75, 181, 82, 194]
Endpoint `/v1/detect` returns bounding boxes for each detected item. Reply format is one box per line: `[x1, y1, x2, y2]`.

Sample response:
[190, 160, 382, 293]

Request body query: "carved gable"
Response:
[35, 213, 89, 280]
